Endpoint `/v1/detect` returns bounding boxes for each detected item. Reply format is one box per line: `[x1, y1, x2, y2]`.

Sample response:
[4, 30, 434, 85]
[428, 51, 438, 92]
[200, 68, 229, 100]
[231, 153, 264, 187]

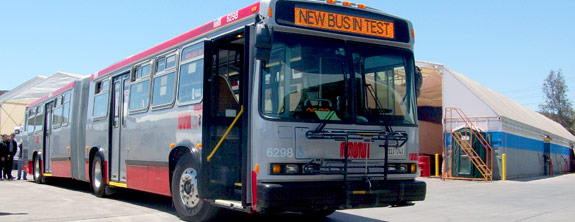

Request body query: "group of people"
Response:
[0, 133, 26, 181]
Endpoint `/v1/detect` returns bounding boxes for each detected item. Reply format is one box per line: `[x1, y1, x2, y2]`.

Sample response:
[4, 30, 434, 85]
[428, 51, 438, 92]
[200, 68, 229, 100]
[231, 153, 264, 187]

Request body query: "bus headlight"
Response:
[270, 163, 304, 175]
[398, 165, 408, 173]
[285, 164, 299, 174]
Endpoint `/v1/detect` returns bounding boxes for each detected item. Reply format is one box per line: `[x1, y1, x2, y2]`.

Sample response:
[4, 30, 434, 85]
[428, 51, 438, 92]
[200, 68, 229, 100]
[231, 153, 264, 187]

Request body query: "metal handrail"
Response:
[444, 107, 494, 181]
[207, 105, 244, 162]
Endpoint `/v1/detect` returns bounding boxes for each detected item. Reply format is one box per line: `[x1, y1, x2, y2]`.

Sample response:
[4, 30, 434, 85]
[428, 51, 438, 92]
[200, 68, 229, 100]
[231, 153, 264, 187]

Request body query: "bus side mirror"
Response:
[414, 66, 423, 98]
[255, 23, 272, 61]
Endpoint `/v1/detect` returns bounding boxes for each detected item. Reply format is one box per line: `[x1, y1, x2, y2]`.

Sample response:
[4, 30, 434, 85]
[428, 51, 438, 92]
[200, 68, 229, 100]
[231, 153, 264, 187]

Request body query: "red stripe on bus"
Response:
[28, 161, 34, 175]
[27, 81, 75, 108]
[51, 160, 72, 178]
[95, 2, 260, 79]
[27, 94, 49, 109]
[85, 161, 90, 181]
[126, 164, 170, 196]
[252, 171, 257, 211]
[52, 82, 75, 97]
[104, 160, 108, 185]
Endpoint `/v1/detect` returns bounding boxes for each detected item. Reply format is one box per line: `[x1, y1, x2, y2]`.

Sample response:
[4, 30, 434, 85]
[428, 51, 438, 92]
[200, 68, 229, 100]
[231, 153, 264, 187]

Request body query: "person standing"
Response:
[17, 142, 27, 180]
[4, 134, 16, 180]
[0, 135, 7, 181]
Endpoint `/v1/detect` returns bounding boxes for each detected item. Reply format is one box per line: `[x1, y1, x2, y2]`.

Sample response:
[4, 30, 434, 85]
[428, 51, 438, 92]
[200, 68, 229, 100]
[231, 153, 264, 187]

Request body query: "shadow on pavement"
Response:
[30, 178, 386, 222]
[0, 212, 28, 216]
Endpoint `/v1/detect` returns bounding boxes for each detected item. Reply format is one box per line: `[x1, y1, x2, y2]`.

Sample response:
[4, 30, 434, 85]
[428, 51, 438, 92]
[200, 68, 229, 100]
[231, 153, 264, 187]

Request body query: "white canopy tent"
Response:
[0, 72, 83, 134]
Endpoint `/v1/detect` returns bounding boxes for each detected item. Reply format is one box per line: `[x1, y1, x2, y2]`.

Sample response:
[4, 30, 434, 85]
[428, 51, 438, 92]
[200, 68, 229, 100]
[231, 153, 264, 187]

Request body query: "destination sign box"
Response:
[275, 2, 410, 43]
[294, 7, 394, 39]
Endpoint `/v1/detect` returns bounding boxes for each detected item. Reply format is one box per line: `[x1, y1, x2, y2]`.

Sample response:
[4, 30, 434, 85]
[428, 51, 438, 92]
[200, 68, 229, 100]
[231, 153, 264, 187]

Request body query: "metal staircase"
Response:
[444, 107, 493, 181]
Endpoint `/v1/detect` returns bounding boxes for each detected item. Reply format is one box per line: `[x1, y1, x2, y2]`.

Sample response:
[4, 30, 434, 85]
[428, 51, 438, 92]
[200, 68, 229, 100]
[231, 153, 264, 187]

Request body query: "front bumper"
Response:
[256, 179, 426, 212]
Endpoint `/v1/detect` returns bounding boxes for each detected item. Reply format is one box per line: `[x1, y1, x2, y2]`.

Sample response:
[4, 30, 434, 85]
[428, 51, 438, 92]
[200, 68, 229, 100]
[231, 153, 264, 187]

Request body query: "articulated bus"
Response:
[22, 0, 425, 220]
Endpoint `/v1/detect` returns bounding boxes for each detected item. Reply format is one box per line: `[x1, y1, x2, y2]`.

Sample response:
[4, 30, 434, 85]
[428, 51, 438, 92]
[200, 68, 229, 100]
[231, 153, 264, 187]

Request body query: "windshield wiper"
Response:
[365, 84, 393, 133]
[315, 49, 349, 132]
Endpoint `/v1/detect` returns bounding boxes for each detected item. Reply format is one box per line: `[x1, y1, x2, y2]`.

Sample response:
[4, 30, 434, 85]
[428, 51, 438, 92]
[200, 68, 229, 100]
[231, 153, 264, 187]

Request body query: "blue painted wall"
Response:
[443, 131, 572, 179]
[488, 132, 571, 155]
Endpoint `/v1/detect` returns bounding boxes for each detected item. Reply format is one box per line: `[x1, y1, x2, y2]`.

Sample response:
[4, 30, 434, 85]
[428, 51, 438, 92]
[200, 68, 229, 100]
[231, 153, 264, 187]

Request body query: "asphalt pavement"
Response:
[1, 170, 574, 221]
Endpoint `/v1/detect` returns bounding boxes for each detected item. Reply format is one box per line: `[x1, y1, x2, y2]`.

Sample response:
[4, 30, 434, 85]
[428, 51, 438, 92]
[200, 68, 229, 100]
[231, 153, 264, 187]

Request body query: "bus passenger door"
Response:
[44, 101, 54, 173]
[110, 73, 130, 183]
[202, 32, 247, 202]
[42, 102, 54, 173]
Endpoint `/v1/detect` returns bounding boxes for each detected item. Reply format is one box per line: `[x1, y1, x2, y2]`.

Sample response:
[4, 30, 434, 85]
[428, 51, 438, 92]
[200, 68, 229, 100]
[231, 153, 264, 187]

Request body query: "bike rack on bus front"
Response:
[304, 130, 408, 208]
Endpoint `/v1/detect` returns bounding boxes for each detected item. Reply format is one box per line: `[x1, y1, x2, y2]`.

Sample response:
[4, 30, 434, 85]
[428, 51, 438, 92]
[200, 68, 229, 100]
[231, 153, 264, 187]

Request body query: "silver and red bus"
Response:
[21, 0, 425, 220]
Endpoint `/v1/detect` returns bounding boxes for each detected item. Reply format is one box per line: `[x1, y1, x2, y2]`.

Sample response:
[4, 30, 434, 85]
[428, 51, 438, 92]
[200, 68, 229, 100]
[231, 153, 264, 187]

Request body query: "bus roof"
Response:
[93, 2, 260, 80]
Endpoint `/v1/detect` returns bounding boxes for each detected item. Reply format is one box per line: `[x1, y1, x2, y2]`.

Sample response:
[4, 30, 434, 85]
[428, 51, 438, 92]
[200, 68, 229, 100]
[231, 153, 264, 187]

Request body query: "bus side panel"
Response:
[122, 101, 200, 196]
[51, 160, 72, 177]
[50, 92, 72, 178]
[125, 164, 171, 196]
[85, 77, 111, 179]
[71, 77, 91, 181]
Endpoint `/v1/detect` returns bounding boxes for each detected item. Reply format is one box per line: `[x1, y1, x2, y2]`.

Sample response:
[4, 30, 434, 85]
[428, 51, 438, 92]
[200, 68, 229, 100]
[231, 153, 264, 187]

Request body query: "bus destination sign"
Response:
[294, 7, 394, 39]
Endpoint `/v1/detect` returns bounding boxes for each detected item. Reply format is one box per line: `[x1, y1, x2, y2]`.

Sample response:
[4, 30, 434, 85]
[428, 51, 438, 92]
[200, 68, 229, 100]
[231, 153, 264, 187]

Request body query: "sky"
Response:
[1, 0, 574, 111]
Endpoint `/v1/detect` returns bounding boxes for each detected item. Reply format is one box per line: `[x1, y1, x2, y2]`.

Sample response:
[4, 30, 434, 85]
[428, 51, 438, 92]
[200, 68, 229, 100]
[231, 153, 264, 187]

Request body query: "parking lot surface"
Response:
[1, 171, 574, 221]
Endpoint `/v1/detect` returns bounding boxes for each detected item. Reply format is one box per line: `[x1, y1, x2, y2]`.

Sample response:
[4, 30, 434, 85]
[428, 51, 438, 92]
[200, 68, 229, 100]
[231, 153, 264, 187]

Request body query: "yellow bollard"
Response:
[435, 153, 440, 177]
[502, 154, 507, 181]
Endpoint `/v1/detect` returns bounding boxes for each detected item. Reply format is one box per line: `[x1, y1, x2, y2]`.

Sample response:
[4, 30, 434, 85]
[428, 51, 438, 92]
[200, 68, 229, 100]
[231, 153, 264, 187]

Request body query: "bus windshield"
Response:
[350, 43, 416, 125]
[260, 32, 416, 125]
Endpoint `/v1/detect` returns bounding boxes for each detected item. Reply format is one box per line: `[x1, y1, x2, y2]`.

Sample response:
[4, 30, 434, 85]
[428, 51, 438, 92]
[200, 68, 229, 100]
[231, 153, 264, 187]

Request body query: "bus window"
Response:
[152, 51, 178, 109]
[157, 54, 177, 73]
[34, 106, 44, 133]
[260, 32, 348, 121]
[152, 71, 176, 107]
[166, 55, 176, 69]
[178, 43, 204, 105]
[53, 105, 63, 127]
[93, 80, 110, 118]
[27, 109, 35, 133]
[62, 92, 71, 125]
[350, 43, 416, 125]
[129, 79, 150, 111]
[178, 60, 203, 104]
[156, 58, 166, 73]
[135, 64, 151, 79]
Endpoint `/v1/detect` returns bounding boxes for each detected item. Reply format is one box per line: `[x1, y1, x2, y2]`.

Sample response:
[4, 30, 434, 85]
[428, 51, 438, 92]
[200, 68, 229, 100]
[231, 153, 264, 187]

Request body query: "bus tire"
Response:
[171, 155, 218, 221]
[302, 209, 336, 218]
[91, 154, 107, 197]
[33, 157, 44, 184]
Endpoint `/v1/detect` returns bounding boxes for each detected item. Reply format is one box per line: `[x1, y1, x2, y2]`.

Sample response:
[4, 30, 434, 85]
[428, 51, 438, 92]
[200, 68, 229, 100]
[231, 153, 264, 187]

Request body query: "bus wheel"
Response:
[302, 209, 336, 218]
[91, 155, 107, 197]
[33, 157, 44, 184]
[171, 155, 218, 221]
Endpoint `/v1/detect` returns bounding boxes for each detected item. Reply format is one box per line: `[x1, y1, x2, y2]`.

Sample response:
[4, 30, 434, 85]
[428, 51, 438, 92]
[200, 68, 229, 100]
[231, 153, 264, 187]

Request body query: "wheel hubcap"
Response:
[93, 159, 102, 188]
[179, 168, 199, 208]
